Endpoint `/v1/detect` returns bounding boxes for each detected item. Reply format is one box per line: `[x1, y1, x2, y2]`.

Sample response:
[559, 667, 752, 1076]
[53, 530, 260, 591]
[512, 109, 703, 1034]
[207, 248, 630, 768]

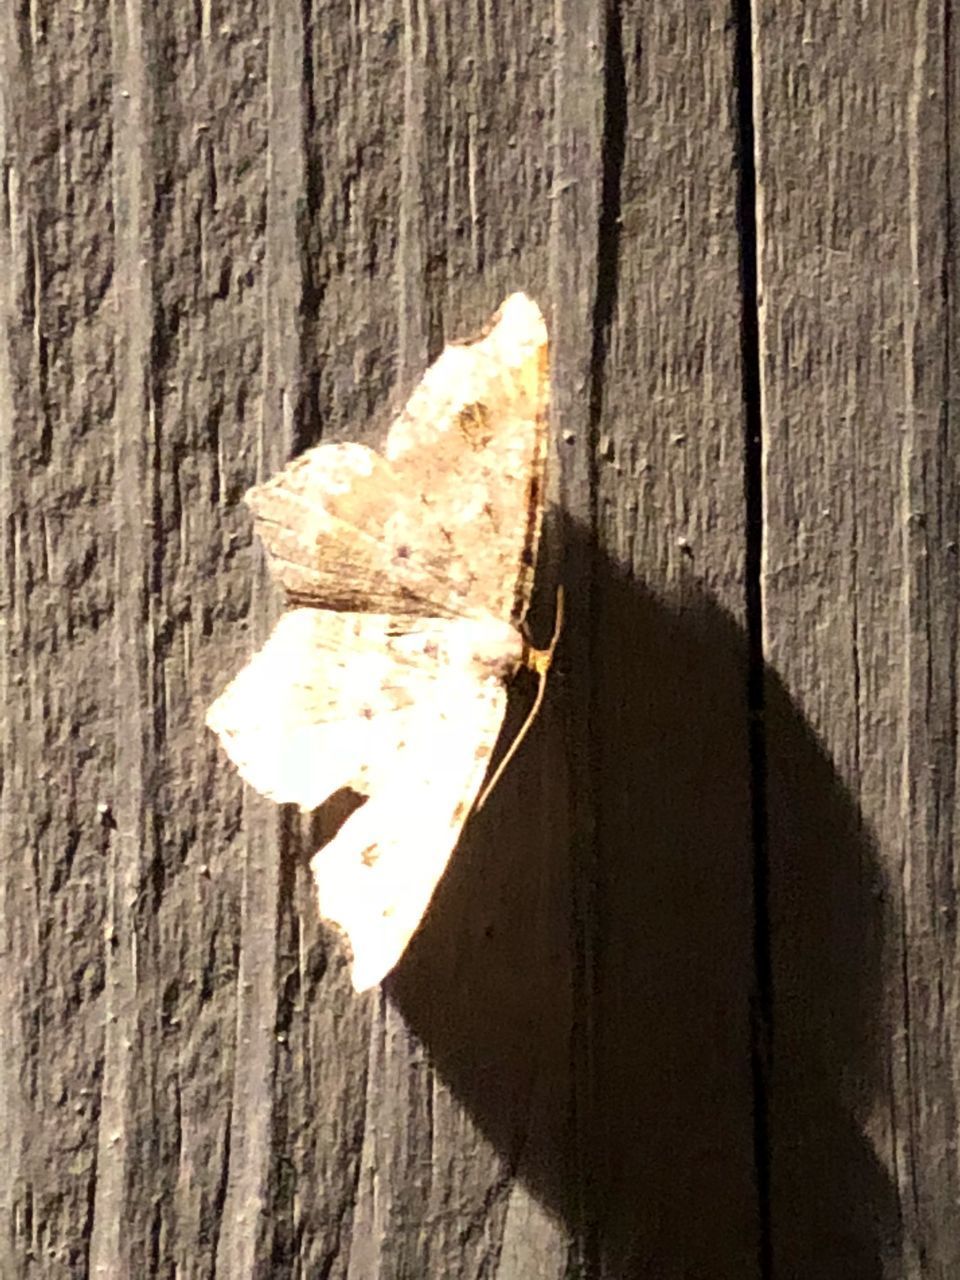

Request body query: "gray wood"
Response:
[578, 5, 761, 1276]
[9, 0, 957, 1276]
[754, 3, 958, 1276]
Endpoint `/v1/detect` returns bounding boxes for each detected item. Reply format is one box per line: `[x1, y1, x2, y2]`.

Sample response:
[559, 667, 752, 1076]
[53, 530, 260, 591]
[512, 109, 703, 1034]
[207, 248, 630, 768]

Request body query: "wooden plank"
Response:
[88, 0, 154, 1269]
[754, 1, 958, 1274]
[1, 1, 122, 1273]
[548, 0, 606, 1268]
[213, 0, 303, 1271]
[297, 0, 578, 1273]
[581, 5, 761, 1276]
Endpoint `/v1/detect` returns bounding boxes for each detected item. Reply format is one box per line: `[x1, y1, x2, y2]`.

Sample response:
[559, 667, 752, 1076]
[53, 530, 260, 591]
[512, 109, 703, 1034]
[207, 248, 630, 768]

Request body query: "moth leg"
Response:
[476, 586, 564, 811]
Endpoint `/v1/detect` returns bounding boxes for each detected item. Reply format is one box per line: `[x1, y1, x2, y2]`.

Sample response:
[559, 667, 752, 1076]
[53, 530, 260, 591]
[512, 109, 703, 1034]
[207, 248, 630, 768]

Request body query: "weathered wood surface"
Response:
[755, 4, 958, 1277]
[0, 0, 955, 1276]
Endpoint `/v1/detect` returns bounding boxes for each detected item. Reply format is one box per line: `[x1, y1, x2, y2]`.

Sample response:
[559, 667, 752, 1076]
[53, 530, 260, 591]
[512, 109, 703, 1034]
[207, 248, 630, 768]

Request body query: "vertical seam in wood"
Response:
[898, 5, 922, 1237]
[215, 1, 304, 1271]
[548, 0, 603, 1266]
[733, 0, 771, 1275]
[588, 0, 624, 455]
[946, 0, 954, 432]
[298, 0, 321, 452]
[0, 8, 22, 1258]
[396, 0, 428, 391]
[944, 0, 958, 856]
[578, 0, 624, 1272]
[90, 0, 158, 1270]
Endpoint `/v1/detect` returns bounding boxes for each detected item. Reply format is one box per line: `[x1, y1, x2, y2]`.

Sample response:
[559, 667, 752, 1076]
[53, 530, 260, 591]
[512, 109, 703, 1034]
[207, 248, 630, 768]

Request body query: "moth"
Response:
[207, 293, 553, 991]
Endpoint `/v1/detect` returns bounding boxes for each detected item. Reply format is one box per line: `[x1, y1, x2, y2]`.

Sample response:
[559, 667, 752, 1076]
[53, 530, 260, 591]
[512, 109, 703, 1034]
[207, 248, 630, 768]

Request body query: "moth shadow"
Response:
[388, 543, 900, 1276]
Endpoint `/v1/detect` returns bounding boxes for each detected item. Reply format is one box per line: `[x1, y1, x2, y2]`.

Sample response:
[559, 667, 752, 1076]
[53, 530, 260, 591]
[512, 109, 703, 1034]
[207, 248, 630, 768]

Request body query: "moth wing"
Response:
[309, 666, 508, 992]
[206, 607, 520, 811]
[385, 291, 548, 626]
[242, 293, 547, 624]
[245, 442, 473, 617]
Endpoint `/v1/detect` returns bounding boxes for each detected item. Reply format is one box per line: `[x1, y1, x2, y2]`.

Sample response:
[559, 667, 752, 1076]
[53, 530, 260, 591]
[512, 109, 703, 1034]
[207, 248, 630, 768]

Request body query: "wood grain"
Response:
[2, 0, 121, 1272]
[3, 0, 957, 1275]
[754, 2, 958, 1275]
[581, 5, 761, 1275]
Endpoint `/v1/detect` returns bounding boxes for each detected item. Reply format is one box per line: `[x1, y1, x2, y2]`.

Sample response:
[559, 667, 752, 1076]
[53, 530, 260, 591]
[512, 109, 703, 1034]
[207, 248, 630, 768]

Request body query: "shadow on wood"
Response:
[384, 534, 901, 1276]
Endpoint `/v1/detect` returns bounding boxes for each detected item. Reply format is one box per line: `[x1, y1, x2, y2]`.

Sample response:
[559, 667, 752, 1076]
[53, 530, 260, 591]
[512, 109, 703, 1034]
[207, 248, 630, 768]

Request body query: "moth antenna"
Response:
[475, 586, 564, 811]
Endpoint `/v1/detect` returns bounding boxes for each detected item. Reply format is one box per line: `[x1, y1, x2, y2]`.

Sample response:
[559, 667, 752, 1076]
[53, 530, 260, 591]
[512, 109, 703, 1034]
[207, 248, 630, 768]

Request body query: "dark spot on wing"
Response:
[456, 401, 493, 450]
[395, 544, 411, 560]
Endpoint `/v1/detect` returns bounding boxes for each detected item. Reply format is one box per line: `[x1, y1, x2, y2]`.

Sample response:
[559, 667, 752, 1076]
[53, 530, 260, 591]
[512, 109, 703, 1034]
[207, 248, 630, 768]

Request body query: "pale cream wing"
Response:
[244, 293, 547, 624]
[309, 665, 509, 992]
[206, 609, 522, 812]
[207, 609, 416, 809]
